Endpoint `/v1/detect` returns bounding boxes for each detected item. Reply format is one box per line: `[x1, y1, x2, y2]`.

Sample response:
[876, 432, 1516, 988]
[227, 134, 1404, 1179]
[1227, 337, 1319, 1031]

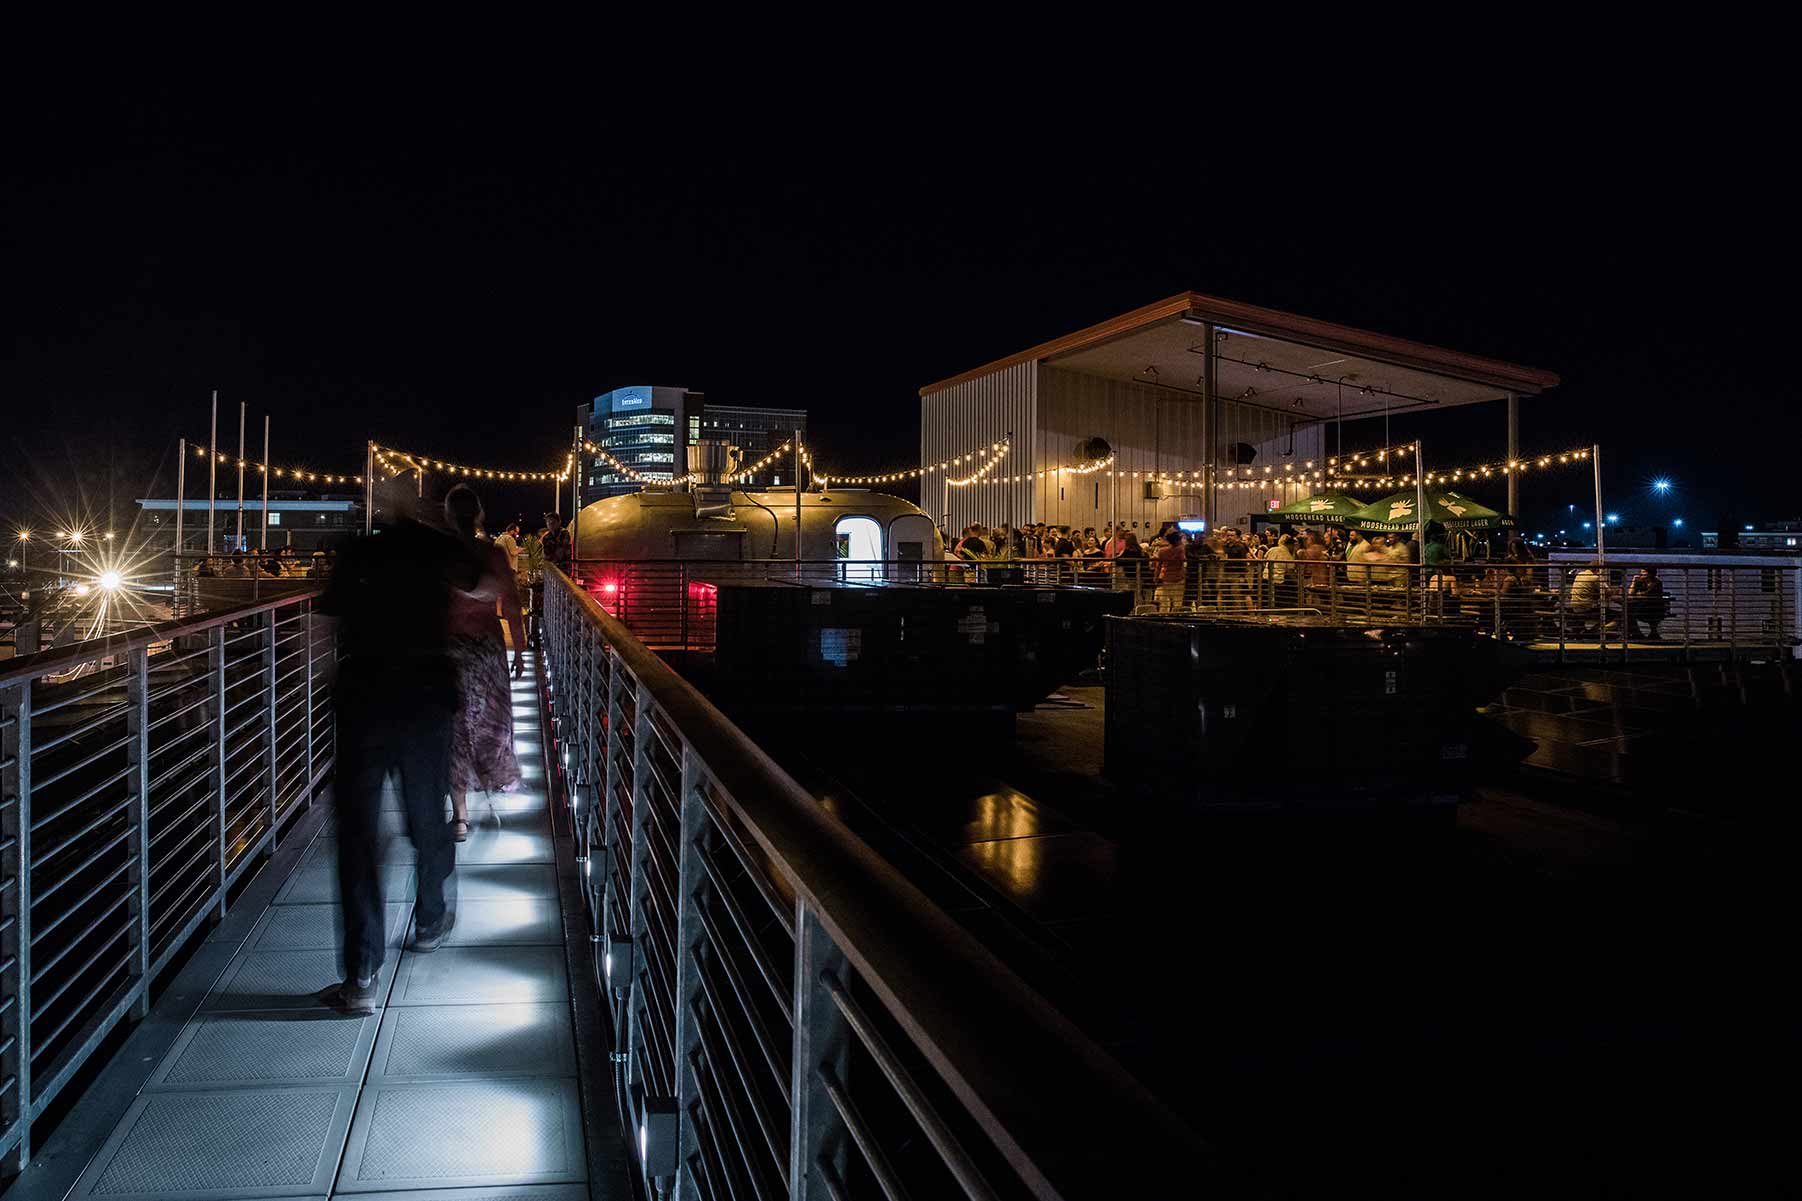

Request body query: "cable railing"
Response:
[567, 556, 1799, 664]
[542, 565, 1205, 1199]
[0, 588, 335, 1171]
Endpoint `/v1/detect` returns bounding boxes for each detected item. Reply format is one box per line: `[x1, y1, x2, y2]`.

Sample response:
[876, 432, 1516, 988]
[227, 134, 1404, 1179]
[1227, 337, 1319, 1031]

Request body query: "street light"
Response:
[1652, 478, 1672, 494]
[1606, 514, 1620, 525]
[1673, 518, 1684, 528]
[98, 570, 123, 591]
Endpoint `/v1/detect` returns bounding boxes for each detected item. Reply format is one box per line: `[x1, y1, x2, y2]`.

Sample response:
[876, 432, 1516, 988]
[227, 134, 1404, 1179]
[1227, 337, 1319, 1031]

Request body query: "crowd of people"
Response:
[196, 545, 330, 577]
[946, 519, 1576, 625]
[313, 487, 569, 1016]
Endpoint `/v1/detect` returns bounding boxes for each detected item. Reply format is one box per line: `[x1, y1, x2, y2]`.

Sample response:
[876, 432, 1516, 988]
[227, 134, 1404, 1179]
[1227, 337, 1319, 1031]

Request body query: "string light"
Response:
[1326, 443, 1592, 490]
[375, 443, 567, 483]
[826, 439, 1013, 487]
[947, 441, 1012, 487]
[192, 442, 362, 486]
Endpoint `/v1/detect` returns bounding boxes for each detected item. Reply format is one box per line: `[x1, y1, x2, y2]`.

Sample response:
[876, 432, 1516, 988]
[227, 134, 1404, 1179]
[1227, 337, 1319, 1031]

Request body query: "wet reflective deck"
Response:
[34, 655, 607, 1201]
[757, 687, 1789, 1196]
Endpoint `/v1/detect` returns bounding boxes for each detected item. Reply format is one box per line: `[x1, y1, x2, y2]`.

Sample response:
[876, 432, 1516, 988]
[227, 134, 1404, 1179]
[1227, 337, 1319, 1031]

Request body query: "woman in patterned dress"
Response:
[443, 485, 525, 841]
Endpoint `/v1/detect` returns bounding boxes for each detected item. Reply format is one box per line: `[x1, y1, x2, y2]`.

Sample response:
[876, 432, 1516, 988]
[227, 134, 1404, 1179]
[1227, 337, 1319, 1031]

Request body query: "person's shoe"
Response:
[319, 974, 379, 1015]
[411, 912, 457, 952]
[451, 819, 469, 843]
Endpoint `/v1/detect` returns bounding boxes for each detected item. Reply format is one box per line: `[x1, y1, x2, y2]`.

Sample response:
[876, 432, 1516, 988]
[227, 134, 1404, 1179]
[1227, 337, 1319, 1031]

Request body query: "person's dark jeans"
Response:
[334, 699, 456, 982]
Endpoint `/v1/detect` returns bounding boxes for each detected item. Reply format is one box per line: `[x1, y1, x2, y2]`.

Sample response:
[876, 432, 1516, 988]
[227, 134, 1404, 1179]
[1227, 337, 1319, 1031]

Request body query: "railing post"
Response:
[1, 681, 32, 1172]
[265, 612, 278, 846]
[791, 901, 851, 1201]
[625, 681, 655, 1104]
[303, 602, 315, 802]
[210, 625, 228, 918]
[670, 745, 705, 1189]
[127, 646, 151, 1020]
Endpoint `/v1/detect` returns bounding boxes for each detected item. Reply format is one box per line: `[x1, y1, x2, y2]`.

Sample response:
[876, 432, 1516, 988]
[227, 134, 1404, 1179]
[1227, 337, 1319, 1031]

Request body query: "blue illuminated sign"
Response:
[607, 386, 653, 413]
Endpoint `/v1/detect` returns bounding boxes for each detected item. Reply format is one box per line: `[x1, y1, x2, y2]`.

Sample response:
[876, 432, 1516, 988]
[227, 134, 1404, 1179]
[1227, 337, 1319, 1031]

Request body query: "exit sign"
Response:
[1267, 499, 1280, 511]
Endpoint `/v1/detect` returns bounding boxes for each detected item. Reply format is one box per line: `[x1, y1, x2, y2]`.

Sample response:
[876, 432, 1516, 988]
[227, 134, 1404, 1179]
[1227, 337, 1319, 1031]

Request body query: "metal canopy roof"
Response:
[920, 293, 1560, 420]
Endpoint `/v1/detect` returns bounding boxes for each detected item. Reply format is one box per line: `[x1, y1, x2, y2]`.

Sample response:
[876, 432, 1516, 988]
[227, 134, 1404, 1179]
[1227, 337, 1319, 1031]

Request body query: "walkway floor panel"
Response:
[145, 1012, 381, 1091]
[202, 950, 401, 1013]
[334, 1078, 586, 1192]
[412, 897, 563, 947]
[249, 903, 413, 952]
[389, 946, 569, 1006]
[70, 1084, 359, 1200]
[366, 1003, 575, 1082]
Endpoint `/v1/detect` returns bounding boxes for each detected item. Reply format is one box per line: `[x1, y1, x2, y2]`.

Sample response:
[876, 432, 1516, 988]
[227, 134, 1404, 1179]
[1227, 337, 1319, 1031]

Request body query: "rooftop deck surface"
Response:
[756, 686, 1792, 1197]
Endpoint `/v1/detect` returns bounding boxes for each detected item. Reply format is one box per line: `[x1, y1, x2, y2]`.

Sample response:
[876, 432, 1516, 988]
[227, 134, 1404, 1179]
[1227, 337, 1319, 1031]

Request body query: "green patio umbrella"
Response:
[1269, 490, 1368, 524]
[1347, 489, 1516, 532]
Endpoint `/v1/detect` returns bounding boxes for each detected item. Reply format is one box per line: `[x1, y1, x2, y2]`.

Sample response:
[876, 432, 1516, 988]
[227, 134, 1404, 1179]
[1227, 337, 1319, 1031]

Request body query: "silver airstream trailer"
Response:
[568, 443, 947, 645]
[572, 487, 944, 566]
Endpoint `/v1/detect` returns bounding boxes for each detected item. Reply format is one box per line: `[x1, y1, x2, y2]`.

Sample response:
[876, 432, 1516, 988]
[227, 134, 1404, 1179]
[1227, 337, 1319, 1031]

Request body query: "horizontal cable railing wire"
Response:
[541, 566, 1205, 1199]
[0, 587, 335, 1172]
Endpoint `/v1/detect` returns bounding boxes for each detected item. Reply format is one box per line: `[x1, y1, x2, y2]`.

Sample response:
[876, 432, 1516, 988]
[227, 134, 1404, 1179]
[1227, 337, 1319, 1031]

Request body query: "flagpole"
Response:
[175, 437, 187, 591]
[235, 401, 246, 553]
[364, 442, 374, 536]
[207, 391, 217, 557]
[260, 415, 271, 553]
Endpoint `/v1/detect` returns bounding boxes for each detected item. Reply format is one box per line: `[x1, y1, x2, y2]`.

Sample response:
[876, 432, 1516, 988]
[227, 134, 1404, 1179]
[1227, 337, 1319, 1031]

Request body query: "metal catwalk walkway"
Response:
[23, 653, 606, 1201]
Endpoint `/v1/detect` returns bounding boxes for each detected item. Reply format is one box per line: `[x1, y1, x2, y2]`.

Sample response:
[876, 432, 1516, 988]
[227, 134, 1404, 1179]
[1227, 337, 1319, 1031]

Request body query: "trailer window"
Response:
[835, 516, 882, 581]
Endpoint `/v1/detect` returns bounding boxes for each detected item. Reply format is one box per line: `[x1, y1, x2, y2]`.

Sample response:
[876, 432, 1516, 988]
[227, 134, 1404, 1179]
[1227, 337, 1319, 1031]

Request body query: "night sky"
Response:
[6, 75, 1794, 542]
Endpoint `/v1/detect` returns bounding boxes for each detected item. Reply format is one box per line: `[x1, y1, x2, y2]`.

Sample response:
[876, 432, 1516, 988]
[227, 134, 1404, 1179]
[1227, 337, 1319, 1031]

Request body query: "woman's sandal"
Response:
[451, 819, 469, 843]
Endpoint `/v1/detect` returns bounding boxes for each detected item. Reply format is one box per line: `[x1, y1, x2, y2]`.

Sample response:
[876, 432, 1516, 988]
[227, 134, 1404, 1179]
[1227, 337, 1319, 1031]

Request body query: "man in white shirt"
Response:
[493, 521, 523, 579]
[1569, 565, 1617, 629]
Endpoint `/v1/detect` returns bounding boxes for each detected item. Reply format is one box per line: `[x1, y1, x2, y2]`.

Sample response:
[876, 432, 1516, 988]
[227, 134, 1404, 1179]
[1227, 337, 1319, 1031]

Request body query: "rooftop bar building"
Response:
[921, 293, 1560, 535]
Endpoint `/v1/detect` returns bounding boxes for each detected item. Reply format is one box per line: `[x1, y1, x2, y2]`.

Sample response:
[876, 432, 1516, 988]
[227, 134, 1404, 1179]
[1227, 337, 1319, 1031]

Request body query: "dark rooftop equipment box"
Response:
[713, 582, 1130, 713]
[1104, 615, 1489, 810]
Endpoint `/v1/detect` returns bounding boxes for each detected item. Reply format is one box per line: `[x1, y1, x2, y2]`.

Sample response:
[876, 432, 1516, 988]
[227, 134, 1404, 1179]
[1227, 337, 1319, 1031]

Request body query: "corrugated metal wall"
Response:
[1037, 368, 1323, 532]
[920, 363, 1327, 540]
[920, 361, 1036, 534]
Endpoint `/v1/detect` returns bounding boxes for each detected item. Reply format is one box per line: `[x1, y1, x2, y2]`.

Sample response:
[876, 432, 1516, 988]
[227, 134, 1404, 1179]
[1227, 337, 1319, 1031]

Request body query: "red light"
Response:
[601, 582, 619, 594]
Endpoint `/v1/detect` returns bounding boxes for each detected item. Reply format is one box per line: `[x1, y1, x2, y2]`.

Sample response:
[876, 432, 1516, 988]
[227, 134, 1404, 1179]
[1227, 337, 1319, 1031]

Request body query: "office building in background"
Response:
[694, 404, 806, 489]
[577, 388, 807, 505]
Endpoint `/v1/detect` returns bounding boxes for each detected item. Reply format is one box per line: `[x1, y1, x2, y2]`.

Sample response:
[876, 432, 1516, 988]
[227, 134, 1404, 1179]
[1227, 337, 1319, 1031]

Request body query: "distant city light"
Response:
[1606, 514, 1620, 524]
[1582, 521, 1593, 529]
[73, 582, 91, 596]
[5, 559, 15, 569]
[1652, 478, 1672, 493]
[1673, 518, 1684, 528]
[1744, 524, 1754, 531]
[98, 570, 123, 591]
[65, 529, 84, 544]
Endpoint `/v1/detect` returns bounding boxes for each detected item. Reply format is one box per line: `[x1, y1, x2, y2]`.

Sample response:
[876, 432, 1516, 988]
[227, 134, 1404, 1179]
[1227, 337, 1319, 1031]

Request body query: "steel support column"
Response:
[1506, 390, 1520, 519]
[1201, 322, 1217, 526]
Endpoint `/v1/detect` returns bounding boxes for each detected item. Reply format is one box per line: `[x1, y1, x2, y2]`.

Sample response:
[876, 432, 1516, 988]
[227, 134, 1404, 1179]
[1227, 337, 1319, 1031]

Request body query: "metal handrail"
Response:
[566, 555, 1799, 664]
[542, 566, 1204, 1199]
[1, 587, 334, 1171]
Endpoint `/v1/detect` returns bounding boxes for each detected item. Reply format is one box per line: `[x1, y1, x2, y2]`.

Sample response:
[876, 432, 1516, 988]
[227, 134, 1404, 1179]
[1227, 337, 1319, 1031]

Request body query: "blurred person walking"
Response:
[317, 496, 475, 1013]
[444, 485, 526, 842]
